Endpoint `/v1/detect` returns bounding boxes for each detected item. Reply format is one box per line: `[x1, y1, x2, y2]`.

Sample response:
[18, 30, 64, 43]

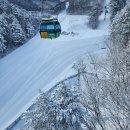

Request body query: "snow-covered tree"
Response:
[0, 0, 39, 56]
[108, 4, 130, 77]
[75, 56, 130, 130]
[8, 0, 39, 11]
[105, 3, 130, 129]
[10, 16, 26, 46]
[109, 0, 130, 85]
[11, 4, 39, 38]
[23, 92, 56, 130]
[25, 22, 35, 38]
[53, 83, 88, 130]
[89, 1, 101, 29]
[0, 14, 8, 37]
[109, 0, 126, 22]
[23, 83, 88, 130]
[0, 13, 10, 48]
[0, 34, 6, 52]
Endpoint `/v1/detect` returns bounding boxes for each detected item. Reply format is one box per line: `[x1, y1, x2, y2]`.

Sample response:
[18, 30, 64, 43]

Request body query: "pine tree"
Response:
[67, 0, 76, 14]
[109, 0, 126, 22]
[0, 34, 6, 52]
[23, 92, 56, 130]
[23, 84, 89, 130]
[89, 1, 101, 29]
[0, 13, 8, 37]
[10, 16, 26, 46]
[0, 0, 39, 55]
[54, 83, 87, 130]
[0, 13, 10, 48]
[25, 21, 35, 38]
[110, 4, 130, 50]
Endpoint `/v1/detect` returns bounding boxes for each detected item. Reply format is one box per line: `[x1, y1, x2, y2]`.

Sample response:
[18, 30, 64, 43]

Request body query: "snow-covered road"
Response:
[0, 15, 109, 129]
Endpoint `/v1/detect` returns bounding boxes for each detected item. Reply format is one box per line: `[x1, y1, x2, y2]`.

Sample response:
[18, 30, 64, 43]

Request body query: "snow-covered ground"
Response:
[0, 13, 109, 130]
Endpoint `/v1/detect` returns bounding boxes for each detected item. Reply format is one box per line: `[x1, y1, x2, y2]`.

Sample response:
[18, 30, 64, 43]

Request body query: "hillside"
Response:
[8, 0, 65, 12]
[0, 12, 109, 129]
[1, 0, 130, 130]
[0, 0, 65, 59]
[0, 0, 39, 58]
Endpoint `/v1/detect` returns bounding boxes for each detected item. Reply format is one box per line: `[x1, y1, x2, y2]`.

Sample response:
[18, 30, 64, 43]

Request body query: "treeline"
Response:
[0, 0, 39, 57]
[67, 0, 96, 15]
[8, 0, 39, 11]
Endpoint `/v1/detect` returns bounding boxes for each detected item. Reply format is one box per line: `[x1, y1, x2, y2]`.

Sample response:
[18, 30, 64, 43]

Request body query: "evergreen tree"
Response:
[10, 16, 26, 46]
[0, 34, 6, 52]
[0, 14, 8, 37]
[23, 84, 89, 130]
[110, 4, 130, 50]
[54, 83, 87, 130]
[0, 13, 10, 48]
[89, 1, 101, 29]
[109, 0, 126, 22]
[67, 0, 77, 14]
[23, 92, 56, 130]
[0, 0, 39, 56]
[26, 22, 35, 38]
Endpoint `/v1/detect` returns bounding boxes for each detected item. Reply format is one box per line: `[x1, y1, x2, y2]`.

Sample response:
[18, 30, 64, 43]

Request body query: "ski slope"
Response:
[0, 14, 109, 130]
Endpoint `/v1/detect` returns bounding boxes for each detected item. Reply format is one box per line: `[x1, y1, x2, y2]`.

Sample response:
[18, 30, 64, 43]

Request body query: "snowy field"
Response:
[0, 13, 109, 130]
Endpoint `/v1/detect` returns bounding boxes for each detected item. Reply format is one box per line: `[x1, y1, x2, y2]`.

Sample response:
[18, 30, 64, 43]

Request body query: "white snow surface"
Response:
[0, 13, 109, 130]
